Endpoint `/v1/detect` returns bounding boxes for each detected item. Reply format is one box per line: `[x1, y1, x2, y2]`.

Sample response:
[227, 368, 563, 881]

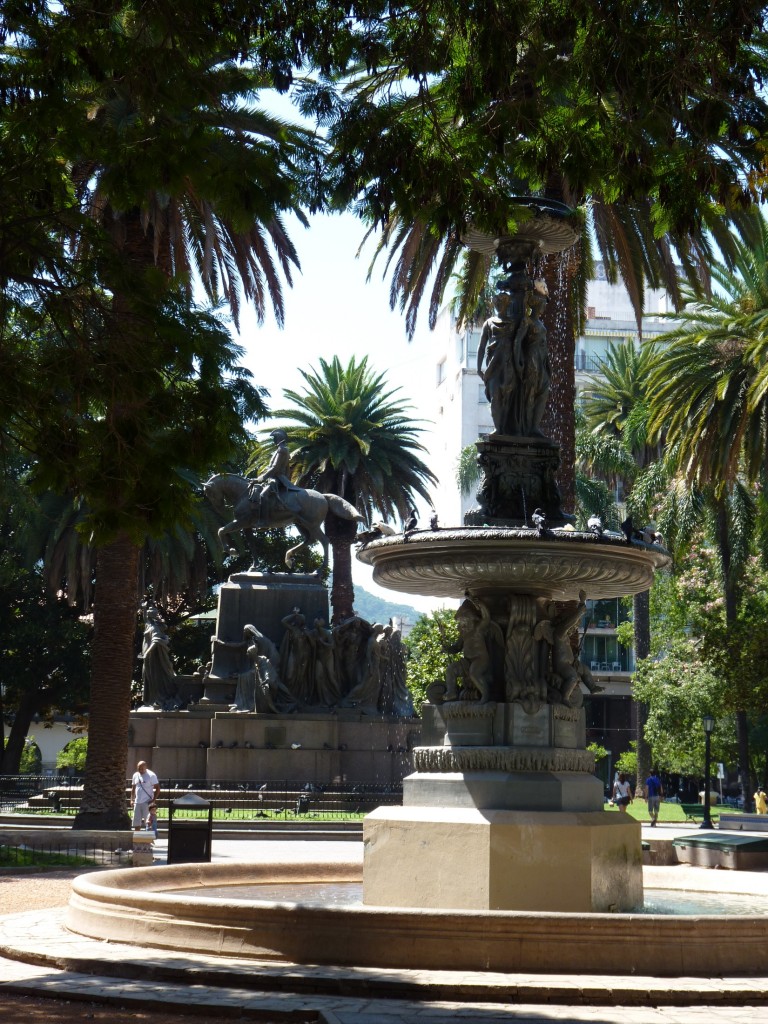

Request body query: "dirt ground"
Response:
[0, 869, 313, 1023]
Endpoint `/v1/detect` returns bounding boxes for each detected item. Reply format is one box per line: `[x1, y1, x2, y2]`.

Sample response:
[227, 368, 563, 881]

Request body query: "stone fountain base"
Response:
[363, 700, 642, 913]
[363, 804, 642, 913]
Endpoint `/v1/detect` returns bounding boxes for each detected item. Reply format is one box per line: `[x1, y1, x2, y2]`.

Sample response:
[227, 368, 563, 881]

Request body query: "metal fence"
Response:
[1, 775, 403, 820]
[0, 834, 132, 868]
[0, 774, 83, 813]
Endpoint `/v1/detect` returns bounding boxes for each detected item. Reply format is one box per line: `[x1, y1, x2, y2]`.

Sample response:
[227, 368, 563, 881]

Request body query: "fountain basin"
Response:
[66, 859, 768, 977]
[357, 529, 670, 599]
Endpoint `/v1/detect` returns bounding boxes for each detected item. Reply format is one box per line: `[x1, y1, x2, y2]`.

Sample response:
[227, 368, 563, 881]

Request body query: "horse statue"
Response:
[203, 473, 364, 570]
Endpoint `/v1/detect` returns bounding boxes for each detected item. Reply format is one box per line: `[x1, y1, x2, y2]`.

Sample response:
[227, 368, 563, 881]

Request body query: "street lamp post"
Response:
[701, 714, 715, 829]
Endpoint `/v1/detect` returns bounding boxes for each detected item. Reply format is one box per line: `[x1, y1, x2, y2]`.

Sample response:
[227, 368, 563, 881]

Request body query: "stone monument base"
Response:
[128, 709, 420, 785]
[363, 804, 642, 912]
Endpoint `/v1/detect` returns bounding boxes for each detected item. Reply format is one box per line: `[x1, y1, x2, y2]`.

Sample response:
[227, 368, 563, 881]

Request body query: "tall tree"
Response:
[1, 4, 319, 825]
[314, 1, 768, 507]
[265, 355, 436, 621]
[646, 216, 768, 805]
[582, 342, 664, 791]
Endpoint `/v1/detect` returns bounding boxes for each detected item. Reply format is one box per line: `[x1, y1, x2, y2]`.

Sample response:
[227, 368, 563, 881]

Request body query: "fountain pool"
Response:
[65, 857, 768, 977]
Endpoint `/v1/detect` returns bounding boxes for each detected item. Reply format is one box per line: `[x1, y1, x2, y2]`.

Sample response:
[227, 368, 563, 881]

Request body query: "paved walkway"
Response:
[3, 829, 768, 1022]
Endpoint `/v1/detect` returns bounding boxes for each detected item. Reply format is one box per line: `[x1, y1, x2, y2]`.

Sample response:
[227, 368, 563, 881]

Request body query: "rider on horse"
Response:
[248, 429, 294, 520]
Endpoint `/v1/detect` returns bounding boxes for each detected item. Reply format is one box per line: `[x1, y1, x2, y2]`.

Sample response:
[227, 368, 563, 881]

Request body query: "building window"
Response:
[436, 359, 446, 385]
[465, 329, 480, 361]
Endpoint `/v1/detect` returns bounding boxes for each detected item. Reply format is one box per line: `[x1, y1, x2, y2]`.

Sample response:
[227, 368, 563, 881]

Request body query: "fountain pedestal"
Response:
[465, 433, 569, 527]
[364, 805, 641, 913]
[363, 701, 642, 912]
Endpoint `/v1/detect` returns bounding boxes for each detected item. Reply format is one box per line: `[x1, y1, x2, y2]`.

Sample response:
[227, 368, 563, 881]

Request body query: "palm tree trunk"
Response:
[326, 513, 357, 623]
[73, 534, 140, 830]
[714, 496, 752, 809]
[633, 589, 651, 793]
[541, 252, 577, 513]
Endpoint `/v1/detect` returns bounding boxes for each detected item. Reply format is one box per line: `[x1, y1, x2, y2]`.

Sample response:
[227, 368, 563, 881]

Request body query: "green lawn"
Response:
[604, 800, 736, 823]
[0, 846, 96, 868]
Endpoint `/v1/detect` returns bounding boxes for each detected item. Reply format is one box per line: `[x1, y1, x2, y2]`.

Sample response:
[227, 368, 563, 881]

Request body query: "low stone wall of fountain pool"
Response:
[64, 855, 768, 976]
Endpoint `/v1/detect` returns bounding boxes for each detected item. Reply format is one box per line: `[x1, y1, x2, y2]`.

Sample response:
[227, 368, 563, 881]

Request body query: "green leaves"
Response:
[266, 354, 437, 525]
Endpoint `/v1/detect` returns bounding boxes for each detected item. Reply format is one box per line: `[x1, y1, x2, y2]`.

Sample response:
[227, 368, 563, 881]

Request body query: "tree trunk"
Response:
[541, 250, 577, 514]
[326, 513, 357, 623]
[0, 686, 39, 774]
[715, 497, 752, 809]
[633, 589, 651, 794]
[73, 534, 140, 830]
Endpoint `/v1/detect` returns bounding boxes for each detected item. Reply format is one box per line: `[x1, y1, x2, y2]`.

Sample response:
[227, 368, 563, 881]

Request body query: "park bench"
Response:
[673, 832, 768, 870]
[719, 813, 768, 833]
[679, 802, 718, 824]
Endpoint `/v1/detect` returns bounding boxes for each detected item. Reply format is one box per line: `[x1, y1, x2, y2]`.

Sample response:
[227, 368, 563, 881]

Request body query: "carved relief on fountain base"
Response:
[420, 701, 586, 750]
[413, 745, 595, 774]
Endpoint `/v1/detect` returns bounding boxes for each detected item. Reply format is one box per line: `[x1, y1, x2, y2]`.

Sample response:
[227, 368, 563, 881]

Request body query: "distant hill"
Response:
[353, 588, 423, 627]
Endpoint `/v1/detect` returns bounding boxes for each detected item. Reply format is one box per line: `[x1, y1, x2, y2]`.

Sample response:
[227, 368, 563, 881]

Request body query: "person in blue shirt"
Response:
[645, 768, 664, 826]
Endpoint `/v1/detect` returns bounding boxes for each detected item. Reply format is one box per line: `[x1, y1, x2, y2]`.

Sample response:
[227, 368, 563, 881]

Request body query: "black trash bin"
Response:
[167, 792, 213, 864]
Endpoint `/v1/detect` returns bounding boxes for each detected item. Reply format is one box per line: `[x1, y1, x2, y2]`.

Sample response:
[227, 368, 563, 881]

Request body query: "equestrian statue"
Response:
[204, 430, 364, 570]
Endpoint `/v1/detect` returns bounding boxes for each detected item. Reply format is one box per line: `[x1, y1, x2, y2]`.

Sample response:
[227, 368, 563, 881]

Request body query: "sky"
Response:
[232, 210, 451, 617]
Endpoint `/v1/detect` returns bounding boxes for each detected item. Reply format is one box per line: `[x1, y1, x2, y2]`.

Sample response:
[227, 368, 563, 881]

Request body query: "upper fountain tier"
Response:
[356, 527, 670, 601]
[462, 197, 580, 264]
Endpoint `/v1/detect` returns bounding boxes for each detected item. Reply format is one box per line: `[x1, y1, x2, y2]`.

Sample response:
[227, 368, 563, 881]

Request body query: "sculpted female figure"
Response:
[518, 281, 550, 436]
[279, 608, 314, 705]
[230, 624, 297, 713]
[310, 618, 340, 706]
[477, 291, 521, 435]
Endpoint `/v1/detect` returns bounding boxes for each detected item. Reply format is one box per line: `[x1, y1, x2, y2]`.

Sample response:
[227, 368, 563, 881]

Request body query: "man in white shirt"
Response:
[131, 760, 159, 831]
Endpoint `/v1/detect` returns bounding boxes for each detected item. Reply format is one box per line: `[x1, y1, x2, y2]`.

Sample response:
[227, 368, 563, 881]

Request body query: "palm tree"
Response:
[4, 8, 318, 828]
[582, 338, 666, 790]
[646, 218, 768, 806]
[265, 355, 437, 621]
[323, 6, 767, 508]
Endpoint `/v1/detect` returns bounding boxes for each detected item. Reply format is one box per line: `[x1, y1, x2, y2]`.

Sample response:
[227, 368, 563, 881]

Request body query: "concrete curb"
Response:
[2, 909, 768, 1007]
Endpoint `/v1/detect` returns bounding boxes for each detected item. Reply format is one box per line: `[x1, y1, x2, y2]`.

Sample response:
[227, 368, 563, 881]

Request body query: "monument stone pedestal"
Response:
[204, 571, 329, 705]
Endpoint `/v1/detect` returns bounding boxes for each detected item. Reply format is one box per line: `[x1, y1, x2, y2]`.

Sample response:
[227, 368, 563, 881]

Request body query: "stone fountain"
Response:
[357, 199, 670, 912]
[63, 202, 768, 976]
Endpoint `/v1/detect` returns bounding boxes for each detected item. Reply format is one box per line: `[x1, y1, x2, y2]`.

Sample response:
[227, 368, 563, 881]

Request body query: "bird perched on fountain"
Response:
[620, 516, 635, 545]
[356, 520, 397, 543]
[291, 742, 302, 750]
[429, 510, 439, 530]
[532, 508, 548, 536]
[639, 525, 663, 545]
[403, 507, 418, 535]
[587, 514, 604, 538]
